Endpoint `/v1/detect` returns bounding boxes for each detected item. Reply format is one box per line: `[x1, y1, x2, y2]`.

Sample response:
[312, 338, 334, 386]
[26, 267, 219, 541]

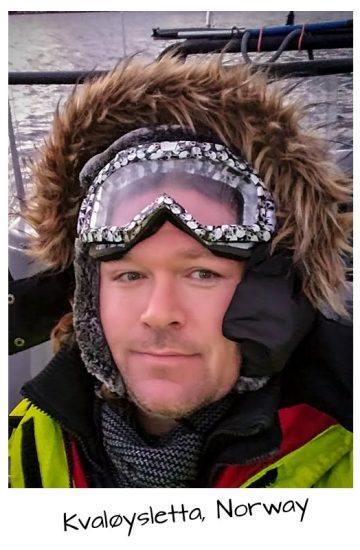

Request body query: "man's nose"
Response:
[140, 276, 186, 329]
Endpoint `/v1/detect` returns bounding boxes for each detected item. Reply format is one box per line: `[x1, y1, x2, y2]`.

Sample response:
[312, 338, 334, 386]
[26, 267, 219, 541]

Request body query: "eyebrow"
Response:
[123, 247, 214, 261]
[176, 248, 214, 260]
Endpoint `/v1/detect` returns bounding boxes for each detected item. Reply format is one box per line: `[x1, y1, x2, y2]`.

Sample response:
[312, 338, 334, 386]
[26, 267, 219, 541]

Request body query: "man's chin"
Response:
[126, 381, 211, 419]
[130, 394, 200, 419]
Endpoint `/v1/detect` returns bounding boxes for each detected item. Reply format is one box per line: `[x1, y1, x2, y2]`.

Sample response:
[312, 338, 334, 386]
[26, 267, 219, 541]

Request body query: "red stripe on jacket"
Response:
[70, 438, 89, 488]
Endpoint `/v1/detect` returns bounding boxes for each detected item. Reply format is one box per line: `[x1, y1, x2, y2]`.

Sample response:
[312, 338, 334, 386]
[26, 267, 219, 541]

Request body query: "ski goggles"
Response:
[77, 138, 276, 260]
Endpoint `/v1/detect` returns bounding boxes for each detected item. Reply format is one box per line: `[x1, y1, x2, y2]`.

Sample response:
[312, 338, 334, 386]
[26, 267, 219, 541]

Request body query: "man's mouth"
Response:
[130, 350, 200, 365]
[135, 350, 197, 357]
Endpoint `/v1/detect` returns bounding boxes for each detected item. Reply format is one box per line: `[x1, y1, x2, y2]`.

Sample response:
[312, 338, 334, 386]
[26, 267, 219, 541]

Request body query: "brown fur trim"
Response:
[99, 383, 123, 403]
[50, 312, 75, 353]
[23, 55, 352, 315]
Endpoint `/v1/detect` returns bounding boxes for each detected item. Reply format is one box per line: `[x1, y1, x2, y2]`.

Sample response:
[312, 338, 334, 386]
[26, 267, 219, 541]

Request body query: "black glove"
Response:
[223, 245, 316, 377]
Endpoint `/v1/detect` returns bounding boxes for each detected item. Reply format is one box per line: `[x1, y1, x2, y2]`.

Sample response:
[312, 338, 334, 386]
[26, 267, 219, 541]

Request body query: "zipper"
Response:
[63, 435, 73, 488]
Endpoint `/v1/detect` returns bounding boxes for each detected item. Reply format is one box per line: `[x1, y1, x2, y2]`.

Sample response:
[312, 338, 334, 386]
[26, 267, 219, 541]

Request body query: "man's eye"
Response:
[115, 272, 142, 282]
[190, 269, 220, 280]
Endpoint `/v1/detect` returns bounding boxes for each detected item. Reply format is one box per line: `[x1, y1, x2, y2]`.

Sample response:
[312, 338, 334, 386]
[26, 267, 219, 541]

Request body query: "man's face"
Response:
[99, 188, 244, 418]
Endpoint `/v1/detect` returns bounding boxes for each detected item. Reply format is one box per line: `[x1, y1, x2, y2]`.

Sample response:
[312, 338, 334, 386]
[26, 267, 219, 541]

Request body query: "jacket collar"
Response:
[198, 378, 282, 485]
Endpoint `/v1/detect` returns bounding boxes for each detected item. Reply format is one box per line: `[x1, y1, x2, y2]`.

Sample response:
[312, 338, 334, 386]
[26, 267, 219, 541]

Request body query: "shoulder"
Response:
[9, 399, 70, 488]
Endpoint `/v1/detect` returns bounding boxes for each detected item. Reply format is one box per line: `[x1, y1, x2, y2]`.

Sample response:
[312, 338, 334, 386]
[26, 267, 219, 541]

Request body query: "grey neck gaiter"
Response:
[100, 394, 235, 488]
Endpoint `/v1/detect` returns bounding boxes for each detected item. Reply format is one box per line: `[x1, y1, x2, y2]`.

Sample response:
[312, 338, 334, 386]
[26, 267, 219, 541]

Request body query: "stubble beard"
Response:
[125, 382, 220, 420]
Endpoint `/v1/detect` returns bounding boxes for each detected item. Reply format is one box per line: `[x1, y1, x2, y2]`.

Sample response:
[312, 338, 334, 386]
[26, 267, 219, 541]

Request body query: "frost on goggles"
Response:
[77, 141, 276, 257]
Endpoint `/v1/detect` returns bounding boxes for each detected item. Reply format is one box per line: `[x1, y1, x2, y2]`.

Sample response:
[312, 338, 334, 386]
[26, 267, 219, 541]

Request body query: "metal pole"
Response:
[205, 11, 213, 28]
[8, 103, 25, 201]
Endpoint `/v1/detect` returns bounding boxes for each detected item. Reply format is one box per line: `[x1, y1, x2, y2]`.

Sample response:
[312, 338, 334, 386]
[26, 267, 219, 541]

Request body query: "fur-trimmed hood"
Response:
[25, 55, 351, 314]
